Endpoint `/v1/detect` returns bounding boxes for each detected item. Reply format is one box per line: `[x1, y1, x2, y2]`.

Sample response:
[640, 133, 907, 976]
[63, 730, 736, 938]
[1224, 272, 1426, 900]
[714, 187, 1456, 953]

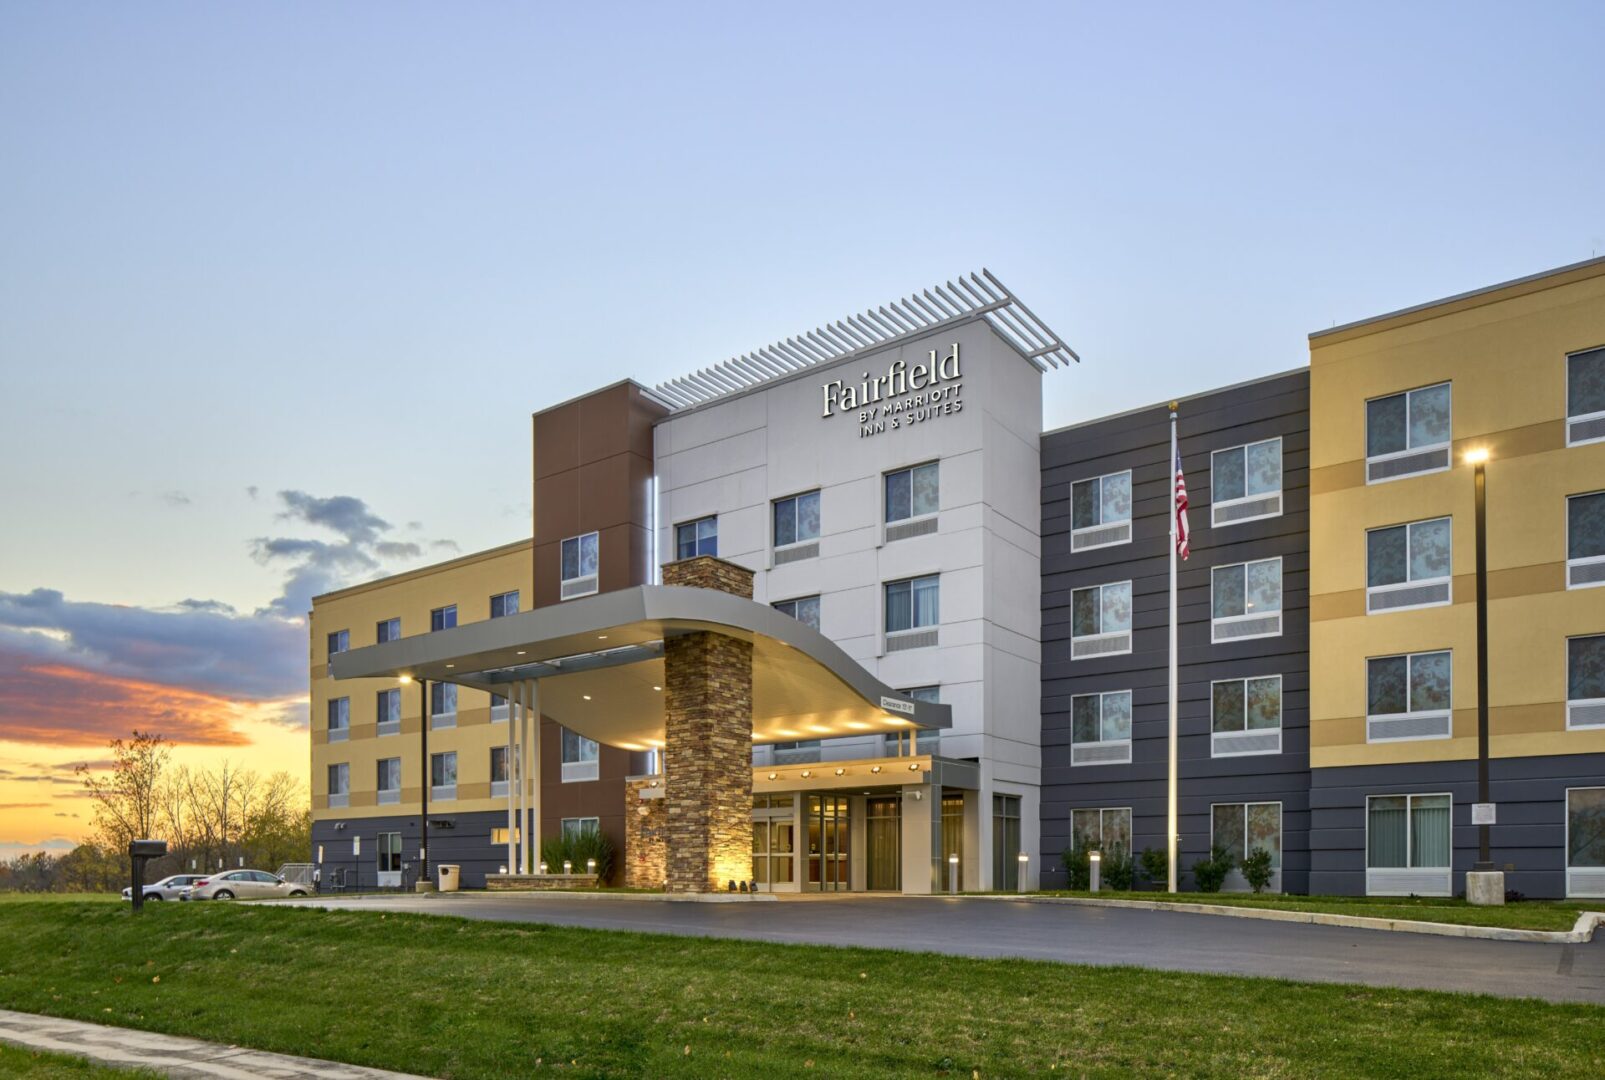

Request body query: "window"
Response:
[884, 575, 939, 650]
[431, 605, 457, 632]
[1366, 382, 1452, 483]
[376, 689, 401, 736]
[1070, 581, 1133, 659]
[430, 682, 457, 728]
[561, 727, 599, 783]
[561, 817, 600, 842]
[491, 826, 522, 847]
[1366, 793, 1451, 895]
[490, 693, 509, 723]
[675, 517, 717, 560]
[883, 687, 940, 756]
[884, 462, 939, 523]
[773, 490, 821, 558]
[1212, 803, 1282, 890]
[326, 698, 349, 742]
[773, 595, 821, 631]
[1211, 558, 1282, 642]
[327, 763, 349, 809]
[490, 746, 509, 797]
[1070, 690, 1132, 766]
[376, 618, 400, 644]
[1212, 439, 1282, 527]
[1211, 676, 1282, 756]
[562, 531, 601, 599]
[1566, 787, 1605, 897]
[993, 795, 1022, 890]
[1567, 491, 1605, 589]
[377, 832, 402, 876]
[1567, 345, 1605, 447]
[1367, 517, 1452, 612]
[1070, 807, 1132, 856]
[1070, 470, 1132, 551]
[377, 758, 401, 804]
[430, 751, 457, 799]
[1367, 650, 1452, 742]
[490, 590, 520, 618]
[1568, 635, 1605, 730]
[327, 630, 349, 656]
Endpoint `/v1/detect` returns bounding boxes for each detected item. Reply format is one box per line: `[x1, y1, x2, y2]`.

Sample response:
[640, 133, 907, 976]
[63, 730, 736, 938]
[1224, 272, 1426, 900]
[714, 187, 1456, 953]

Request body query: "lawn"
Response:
[1022, 890, 1599, 931]
[0, 1044, 160, 1078]
[0, 900, 1600, 1079]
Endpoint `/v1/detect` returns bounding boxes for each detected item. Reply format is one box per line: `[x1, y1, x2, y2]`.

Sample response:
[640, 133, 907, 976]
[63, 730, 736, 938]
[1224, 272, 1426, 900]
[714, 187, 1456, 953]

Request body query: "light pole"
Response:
[1465, 448, 1501, 904]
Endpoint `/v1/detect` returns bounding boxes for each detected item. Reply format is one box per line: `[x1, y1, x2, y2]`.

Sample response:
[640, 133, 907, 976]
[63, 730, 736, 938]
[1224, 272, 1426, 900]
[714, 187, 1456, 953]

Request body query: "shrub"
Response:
[1191, 844, 1233, 893]
[1240, 847, 1274, 893]
[1061, 846, 1091, 890]
[1102, 847, 1135, 891]
[539, 829, 616, 883]
[1138, 847, 1168, 890]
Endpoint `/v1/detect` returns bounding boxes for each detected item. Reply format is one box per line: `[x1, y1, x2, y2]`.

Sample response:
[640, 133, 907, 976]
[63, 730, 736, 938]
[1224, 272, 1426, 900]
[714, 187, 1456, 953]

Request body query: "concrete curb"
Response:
[298, 889, 777, 904]
[945, 894, 1605, 943]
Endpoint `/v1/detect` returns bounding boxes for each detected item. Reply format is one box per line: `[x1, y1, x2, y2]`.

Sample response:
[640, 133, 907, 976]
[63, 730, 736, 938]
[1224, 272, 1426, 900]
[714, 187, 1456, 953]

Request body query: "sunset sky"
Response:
[3, 4, 1602, 854]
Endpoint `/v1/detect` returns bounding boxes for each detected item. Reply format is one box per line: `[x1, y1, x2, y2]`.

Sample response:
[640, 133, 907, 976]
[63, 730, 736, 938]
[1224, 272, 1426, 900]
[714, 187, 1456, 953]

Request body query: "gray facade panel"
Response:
[313, 810, 524, 890]
[1040, 370, 1311, 892]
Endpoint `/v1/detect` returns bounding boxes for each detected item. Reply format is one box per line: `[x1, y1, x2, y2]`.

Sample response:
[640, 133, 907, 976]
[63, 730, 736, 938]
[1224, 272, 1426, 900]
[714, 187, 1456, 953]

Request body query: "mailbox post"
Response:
[128, 839, 168, 913]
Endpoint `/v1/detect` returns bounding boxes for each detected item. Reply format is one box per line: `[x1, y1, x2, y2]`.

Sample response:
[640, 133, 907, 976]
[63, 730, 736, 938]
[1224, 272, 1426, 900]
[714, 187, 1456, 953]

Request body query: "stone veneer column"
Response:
[623, 778, 667, 888]
[660, 555, 755, 893]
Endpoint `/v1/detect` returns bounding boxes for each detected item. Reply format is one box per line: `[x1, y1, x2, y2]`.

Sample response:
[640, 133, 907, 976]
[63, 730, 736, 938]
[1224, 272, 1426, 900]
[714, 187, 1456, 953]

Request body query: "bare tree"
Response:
[77, 731, 171, 855]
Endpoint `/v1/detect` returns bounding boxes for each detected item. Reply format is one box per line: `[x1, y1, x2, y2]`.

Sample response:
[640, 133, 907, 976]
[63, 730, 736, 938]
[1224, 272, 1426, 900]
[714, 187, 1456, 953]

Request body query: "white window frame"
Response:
[326, 697, 349, 743]
[1365, 382, 1453, 485]
[1210, 438, 1283, 528]
[1069, 807, 1133, 854]
[376, 689, 401, 737]
[773, 595, 821, 632]
[1209, 675, 1283, 757]
[883, 461, 940, 526]
[490, 746, 509, 799]
[490, 590, 520, 618]
[561, 727, 600, 783]
[1069, 689, 1133, 766]
[772, 489, 821, 559]
[1565, 786, 1605, 898]
[327, 763, 349, 809]
[1365, 792, 1453, 896]
[430, 751, 457, 801]
[1366, 650, 1453, 743]
[675, 516, 718, 561]
[1566, 345, 1605, 448]
[376, 758, 401, 805]
[1210, 557, 1283, 643]
[1567, 491, 1605, 590]
[490, 692, 510, 724]
[1209, 800, 1283, 893]
[430, 682, 457, 729]
[1366, 517, 1453, 614]
[1070, 470, 1133, 552]
[327, 629, 349, 656]
[1070, 580, 1133, 660]
[1567, 634, 1605, 730]
[376, 617, 400, 644]
[561, 816, 600, 843]
[431, 605, 457, 632]
[883, 574, 939, 652]
[561, 531, 600, 600]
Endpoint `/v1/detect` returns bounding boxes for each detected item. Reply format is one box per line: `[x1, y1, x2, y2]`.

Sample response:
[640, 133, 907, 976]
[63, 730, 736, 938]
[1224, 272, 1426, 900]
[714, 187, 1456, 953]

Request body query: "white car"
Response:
[121, 874, 205, 902]
[181, 870, 310, 901]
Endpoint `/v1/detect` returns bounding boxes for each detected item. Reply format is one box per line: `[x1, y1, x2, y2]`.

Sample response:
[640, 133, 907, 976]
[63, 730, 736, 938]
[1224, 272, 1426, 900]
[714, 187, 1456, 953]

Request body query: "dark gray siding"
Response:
[312, 809, 524, 890]
[1310, 753, 1605, 899]
[1040, 369, 1311, 891]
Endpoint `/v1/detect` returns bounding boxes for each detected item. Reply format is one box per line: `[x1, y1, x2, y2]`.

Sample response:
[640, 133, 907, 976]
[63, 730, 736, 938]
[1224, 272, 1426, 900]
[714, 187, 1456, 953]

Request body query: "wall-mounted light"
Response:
[1464, 447, 1490, 465]
[800, 769, 812, 778]
[870, 765, 882, 774]
[398, 674, 413, 684]
[767, 772, 777, 781]
[835, 768, 845, 776]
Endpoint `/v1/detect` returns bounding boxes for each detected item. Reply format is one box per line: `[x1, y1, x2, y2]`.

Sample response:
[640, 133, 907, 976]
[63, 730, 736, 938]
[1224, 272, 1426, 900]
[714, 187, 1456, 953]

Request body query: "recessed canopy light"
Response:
[870, 765, 882, 774]
[800, 770, 811, 778]
[582, 694, 592, 701]
[516, 650, 526, 656]
[653, 685, 662, 692]
[767, 772, 777, 780]
[445, 663, 454, 668]
[908, 762, 919, 771]
[834, 768, 845, 776]
[598, 634, 608, 640]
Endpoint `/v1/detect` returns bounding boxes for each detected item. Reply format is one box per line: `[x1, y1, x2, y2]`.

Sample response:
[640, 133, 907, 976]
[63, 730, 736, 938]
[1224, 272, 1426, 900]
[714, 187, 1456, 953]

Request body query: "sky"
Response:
[2, 2, 1602, 853]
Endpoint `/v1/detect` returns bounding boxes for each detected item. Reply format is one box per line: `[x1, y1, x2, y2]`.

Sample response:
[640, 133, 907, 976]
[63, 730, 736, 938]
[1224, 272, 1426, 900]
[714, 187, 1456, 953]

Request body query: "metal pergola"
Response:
[648, 269, 1078, 411]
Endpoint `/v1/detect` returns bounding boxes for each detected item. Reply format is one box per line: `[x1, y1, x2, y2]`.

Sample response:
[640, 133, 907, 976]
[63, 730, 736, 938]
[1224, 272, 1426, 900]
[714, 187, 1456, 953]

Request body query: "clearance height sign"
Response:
[820, 343, 963, 439]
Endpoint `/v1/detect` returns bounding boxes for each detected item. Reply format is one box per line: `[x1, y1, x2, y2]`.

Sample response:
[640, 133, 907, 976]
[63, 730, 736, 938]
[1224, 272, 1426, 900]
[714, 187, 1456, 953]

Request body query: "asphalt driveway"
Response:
[281, 892, 1605, 1004]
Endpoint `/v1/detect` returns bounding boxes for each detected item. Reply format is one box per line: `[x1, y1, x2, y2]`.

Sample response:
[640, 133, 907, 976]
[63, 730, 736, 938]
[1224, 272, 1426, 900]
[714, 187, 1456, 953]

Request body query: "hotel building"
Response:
[309, 259, 1605, 898]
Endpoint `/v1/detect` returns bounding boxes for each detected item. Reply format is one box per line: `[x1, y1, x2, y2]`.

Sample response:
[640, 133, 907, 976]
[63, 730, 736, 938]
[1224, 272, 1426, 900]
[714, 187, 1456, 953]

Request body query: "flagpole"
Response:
[1167, 402, 1180, 893]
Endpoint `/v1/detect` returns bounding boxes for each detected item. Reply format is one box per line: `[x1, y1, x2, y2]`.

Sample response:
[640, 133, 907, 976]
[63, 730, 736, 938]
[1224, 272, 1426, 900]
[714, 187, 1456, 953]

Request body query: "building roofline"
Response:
[1309, 255, 1605, 344]
[531, 378, 667, 420]
[1040, 364, 1308, 439]
[311, 537, 533, 606]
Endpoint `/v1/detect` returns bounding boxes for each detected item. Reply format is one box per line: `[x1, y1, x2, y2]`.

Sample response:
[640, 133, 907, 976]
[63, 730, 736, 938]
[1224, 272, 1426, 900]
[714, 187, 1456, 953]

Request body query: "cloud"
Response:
[54, 812, 77, 818]
[0, 653, 252, 746]
[374, 541, 423, 560]
[161, 491, 192, 507]
[0, 803, 47, 811]
[430, 540, 461, 553]
[246, 485, 260, 500]
[277, 491, 390, 545]
[0, 839, 77, 860]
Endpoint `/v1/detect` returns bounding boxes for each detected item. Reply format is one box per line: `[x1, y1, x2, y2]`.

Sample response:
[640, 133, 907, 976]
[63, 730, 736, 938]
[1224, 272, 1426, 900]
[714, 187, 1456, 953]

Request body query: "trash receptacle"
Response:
[437, 864, 461, 892]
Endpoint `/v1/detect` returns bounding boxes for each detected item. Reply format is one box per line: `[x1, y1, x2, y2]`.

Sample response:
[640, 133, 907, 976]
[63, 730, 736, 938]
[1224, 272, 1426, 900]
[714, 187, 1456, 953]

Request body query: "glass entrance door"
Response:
[866, 796, 901, 891]
[806, 794, 849, 891]
[752, 794, 795, 892]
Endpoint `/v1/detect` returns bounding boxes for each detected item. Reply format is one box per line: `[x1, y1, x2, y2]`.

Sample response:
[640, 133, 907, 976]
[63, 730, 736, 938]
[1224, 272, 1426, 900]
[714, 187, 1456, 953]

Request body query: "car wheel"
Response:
[148, 895, 163, 901]
[288, 889, 307, 897]
[213, 889, 235, 900]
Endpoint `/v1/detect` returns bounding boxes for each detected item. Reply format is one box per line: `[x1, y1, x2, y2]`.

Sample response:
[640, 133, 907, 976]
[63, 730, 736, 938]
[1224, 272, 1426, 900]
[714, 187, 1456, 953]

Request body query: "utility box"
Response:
[437, 864, 461, 893]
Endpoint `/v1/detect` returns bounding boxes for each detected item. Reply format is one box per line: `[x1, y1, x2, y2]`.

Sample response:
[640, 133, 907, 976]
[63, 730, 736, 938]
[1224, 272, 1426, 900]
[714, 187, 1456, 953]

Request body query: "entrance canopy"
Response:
[328, 584, 952, 753]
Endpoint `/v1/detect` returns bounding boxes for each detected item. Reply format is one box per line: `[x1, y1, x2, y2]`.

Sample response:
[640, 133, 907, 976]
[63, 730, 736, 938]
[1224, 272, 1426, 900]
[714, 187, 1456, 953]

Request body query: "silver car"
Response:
[121, 874, 205, 902]
[182, 869, 310, 901]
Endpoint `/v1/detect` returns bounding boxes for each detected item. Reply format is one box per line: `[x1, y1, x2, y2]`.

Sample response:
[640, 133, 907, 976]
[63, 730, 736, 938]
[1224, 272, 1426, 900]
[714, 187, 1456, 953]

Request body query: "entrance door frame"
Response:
[806, 793, 850, 891]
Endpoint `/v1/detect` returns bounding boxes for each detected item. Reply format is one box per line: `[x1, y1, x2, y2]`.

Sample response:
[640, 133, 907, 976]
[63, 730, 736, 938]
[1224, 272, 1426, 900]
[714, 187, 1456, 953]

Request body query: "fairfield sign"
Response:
[820, 343, 963, 438]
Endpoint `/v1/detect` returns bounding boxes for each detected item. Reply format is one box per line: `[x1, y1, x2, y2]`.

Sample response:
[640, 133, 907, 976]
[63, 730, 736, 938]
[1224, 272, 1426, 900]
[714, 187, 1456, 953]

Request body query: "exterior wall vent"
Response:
[1211, 730, 1281, 757]
[886, 628, 939, 653]
[1568, 867, 1605, 898]
[329, 793, 349, 809]
[561, 576, 599, 601]
[1568, 414, 1605, 446]
[1071, 631, 1132, 660]
[1212, 493, 1282, 527]
[885, 517, 938, 544]
[1071, 740, 1132, 766]
[1071, 521, 1131, 552]
[1568, 559, 1605, 588]
[1367, 867, 1451, 896]
[1211, 614, 1281, 643]
[774, 541, 819, 566]
[1567, 700, 1605, 729]
[1367, 446, 1450, 484]
[561, 761, 600, 783]
[1367, 711, 1451, 742]
[1367, 580, 1452, 613]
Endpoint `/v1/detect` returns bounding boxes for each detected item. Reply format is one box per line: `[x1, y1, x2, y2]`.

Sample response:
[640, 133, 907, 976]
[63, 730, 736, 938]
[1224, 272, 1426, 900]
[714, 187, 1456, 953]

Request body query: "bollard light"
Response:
[1017, 851, 1029, 894]
[1089, 850, 1102, 893]
[499, 865, 507, 875]
[539, 861, 548, 874]
[586, 858, 597, 875]
[947, 853, 959, 894]
[563, 860, 573, 875]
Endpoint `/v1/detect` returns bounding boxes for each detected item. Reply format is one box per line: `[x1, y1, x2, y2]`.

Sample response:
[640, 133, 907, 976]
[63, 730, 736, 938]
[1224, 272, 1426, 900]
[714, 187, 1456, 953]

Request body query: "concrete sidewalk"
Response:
[0, 1008, 426, 1079]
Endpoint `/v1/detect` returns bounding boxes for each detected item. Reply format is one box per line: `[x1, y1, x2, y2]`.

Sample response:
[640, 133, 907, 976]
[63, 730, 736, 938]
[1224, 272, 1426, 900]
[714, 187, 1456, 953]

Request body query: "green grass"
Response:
[0, 894, 120, 905]
[0, 900, 1600, 1079]
[0, 1044, 161, 1078]
[1020, 890, 1597, 931]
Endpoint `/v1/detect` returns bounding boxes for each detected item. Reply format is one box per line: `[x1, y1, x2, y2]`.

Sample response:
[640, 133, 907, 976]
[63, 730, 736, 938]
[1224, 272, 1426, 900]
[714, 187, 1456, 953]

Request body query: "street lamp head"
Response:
[1463, 448, 1490, 466]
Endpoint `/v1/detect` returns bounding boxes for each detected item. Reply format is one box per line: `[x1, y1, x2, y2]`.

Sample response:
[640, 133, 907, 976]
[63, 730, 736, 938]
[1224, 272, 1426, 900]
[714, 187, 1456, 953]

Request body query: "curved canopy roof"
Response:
[328, 585, 951, 753]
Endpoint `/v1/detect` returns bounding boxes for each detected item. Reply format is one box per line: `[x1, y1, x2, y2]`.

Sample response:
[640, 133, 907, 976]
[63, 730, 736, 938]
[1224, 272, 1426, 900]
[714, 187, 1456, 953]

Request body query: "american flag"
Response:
[1174, 446, 1191, 560]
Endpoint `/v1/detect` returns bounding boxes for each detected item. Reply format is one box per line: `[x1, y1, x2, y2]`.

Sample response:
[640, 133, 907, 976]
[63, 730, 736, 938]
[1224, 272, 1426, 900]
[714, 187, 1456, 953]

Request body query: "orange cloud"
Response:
[0, 654, 252, 747]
